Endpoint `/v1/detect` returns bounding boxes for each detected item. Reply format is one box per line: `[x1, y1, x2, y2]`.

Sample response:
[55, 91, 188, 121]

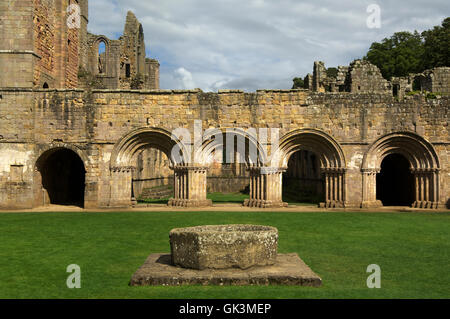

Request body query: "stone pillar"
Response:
[168, 165, 212, 207]
[109, 166, 134, 208]
[411, 168, 440, 209]
[360, 168, 382, 208]
[321, 168, 347, 208]
[244, 167, 288, 208]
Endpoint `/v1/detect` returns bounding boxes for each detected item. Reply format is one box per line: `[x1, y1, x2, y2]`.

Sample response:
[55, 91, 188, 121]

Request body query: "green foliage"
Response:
[130, 73, 143, 90]
[292, 77, 305, 89]
[207, 192, 249, 203]
[422, 17, 450, 69]
[364, 31, 424, 80]
[426, 92, 438, 99]
[406, 90, 421, 96]
[77, 67, 106, 89]
[326, 67, 338, 78]
[364, 17, 449, 80]
[292, 17, 449, 84]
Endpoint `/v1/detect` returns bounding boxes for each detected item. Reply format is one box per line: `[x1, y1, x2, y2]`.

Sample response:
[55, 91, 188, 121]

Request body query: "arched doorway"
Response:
[36, 148, 86, 207]
[197, 128, 265, 207]
[362, 132, 441, 209]
[109, 127, 191, 207]
[283, 150, 324, 205]
[376, 153, 414, 206]
[273, 129, 347, 208]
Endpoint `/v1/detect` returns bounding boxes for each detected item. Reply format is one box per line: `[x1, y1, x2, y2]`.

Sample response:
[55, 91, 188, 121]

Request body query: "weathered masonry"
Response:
[0, 1, 449, 210]
[0, 88, 448, 209]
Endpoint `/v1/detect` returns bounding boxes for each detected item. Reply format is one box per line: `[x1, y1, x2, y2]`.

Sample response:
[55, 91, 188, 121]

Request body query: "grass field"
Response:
[0, 211, 449, 299]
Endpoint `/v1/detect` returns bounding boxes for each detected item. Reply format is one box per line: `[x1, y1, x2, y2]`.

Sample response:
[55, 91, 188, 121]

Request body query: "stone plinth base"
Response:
[319, 201, 345, 208]
[168, 199, 212, 207]
[360, 200, 383, 208]
[130, 253, 322, 287]
[243, 199, 288, 208]
[412, 201, 439, 209]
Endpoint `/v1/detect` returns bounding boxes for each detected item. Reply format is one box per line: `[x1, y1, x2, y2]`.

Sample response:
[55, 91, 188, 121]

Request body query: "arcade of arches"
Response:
[30, 130, 442, 210]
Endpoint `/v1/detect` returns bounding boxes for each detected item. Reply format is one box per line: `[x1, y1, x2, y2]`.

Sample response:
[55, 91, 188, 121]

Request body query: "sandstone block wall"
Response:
[0, 88, 448, 209]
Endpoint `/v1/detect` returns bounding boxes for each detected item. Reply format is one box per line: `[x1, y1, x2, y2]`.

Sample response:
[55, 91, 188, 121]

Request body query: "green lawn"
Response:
[207, 192, 249, 203]
[0, 211, 449, 299]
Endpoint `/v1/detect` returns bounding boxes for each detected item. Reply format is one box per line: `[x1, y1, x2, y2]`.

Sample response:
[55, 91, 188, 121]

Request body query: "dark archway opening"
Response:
[39, 149, 86, 207]
[283, 150, 324, 205]
[43, 82, 49, 89]
[376, 153, 414, 206]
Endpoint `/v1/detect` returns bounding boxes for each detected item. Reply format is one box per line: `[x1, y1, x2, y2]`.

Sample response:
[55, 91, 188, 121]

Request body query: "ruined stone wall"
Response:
[33, 0, 56, 88]
[119, 12, 143, 89]
[347, 60, 391, 93]
[145, 59, 160, 90]
[0, 0, 37, 88]
[0, 88, 448, 209]
[420, 67, 450, 94]
[0, 0, 80, 89]
[77, 0, 89, 71]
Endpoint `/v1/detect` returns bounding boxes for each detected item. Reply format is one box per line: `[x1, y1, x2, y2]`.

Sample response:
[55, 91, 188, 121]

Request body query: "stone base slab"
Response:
[130, 253, 322, 287]
[243, 199, 289, 208]
[360, 200, 383, 208]
[168, 199, 213, 207]
[319, 201, 345, 208]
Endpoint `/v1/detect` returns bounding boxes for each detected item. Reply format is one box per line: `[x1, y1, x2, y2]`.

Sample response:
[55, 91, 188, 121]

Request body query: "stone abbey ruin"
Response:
[0, 1, 449, 210]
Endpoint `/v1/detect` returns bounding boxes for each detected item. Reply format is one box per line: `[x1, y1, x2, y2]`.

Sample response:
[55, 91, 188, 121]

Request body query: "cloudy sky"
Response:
[88, 0, 448, 92]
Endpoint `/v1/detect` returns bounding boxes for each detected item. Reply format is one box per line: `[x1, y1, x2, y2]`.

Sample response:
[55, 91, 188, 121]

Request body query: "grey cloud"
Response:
[87, 0, 448, 91]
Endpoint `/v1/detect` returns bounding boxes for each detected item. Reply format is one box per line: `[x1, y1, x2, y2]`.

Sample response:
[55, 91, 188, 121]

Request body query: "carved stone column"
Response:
[244, 167, 288, 208]
[109, 166, 134, 208]
[411, 168, 440, 209]
[360, 168, 382, 208]
[321, 167, 347, 208]
[168, 165, 212, 207]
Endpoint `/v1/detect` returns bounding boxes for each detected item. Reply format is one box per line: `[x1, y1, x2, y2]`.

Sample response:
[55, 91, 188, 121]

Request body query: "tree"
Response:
[326, 67, 338, 78]
[364, 31, 424, 80]
[292, 77, 305, 89]
[422, 17, 450, 69]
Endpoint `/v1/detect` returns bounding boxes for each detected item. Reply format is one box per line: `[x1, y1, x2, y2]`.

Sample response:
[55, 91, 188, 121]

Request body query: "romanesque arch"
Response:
[34, 144, 88, 208]
[196, 128, 268, 207]
[361, 132, 441, 208]
[272, 129, 347, 208]
[109, 127, 192, 207]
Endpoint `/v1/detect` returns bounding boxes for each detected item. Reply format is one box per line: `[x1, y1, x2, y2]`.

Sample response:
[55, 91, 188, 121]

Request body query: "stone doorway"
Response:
[376, 153, 414, 206]
[36, 148, 86, 207]
[283, 150, 324, 205]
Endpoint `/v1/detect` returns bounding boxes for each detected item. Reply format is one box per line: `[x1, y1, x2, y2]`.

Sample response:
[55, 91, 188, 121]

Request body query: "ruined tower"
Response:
[0, 1, 159, 90]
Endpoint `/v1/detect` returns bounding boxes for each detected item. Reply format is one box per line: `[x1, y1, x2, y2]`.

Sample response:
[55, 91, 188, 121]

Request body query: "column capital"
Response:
[247, 166, 286, 175]
[322, 167, 347, 173]
[173, 165, 209, 172]
[110, 166, 135, 173]
[361, 168, 380, 174]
